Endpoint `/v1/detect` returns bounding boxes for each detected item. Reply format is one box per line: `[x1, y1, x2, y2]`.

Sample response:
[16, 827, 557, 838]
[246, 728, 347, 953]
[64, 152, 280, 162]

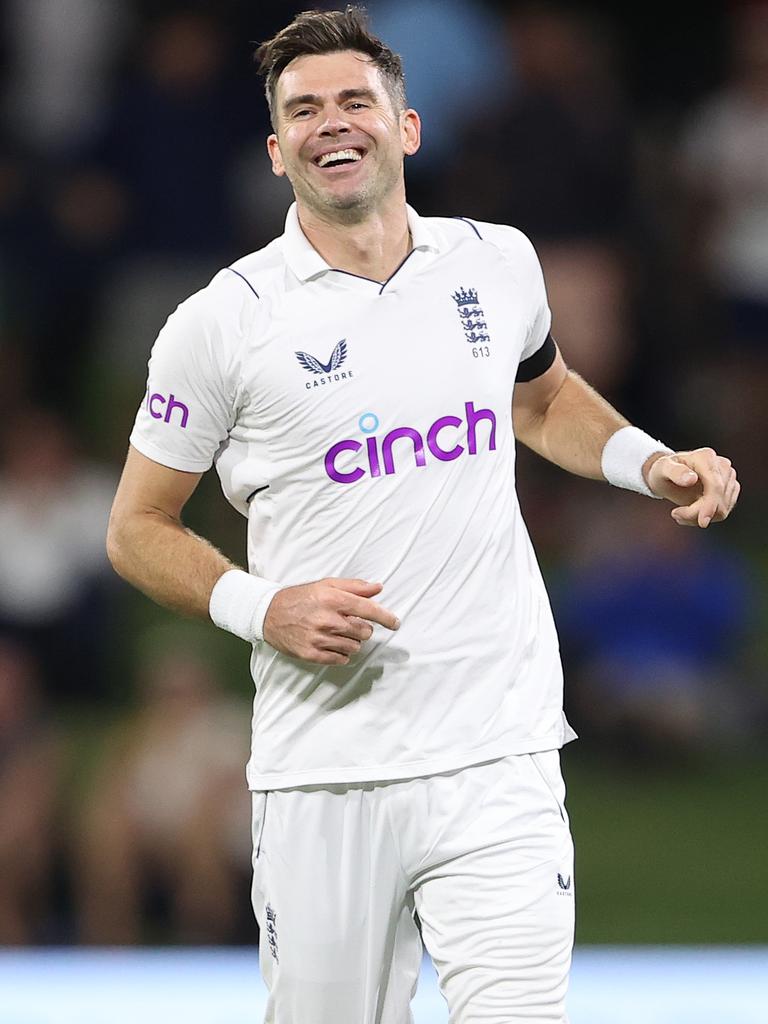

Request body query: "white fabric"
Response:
[250, 751, 574, 1023]
[130, 204, 576, 790]
[601, 426, 672, 498]
[209, 568, 281, 643]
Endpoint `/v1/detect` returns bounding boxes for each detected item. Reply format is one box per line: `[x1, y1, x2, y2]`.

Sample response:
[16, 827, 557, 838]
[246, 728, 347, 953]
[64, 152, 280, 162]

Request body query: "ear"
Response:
[401, 108, 421, 157]
[267, 134, 286, 177]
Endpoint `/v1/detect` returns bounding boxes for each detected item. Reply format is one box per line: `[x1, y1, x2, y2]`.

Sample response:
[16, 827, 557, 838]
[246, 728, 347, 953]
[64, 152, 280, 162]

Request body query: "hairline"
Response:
[267, 48, 406, 127]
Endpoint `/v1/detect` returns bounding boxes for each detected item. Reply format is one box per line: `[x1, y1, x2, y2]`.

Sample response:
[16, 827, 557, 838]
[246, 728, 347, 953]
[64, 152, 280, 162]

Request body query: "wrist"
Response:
[601, 426, 673, 498]
[209, 568, 282, 644]
[641, 451, 667, 490]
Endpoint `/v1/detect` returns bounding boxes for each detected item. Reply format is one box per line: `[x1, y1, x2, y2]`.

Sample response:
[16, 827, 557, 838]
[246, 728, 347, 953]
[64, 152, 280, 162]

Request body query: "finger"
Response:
[722, 477, 740, 517]
[671, 504, 700, 527]
[327, 578, 383, 598]
[663, 459, 699, 488]
[671, 452, 736, 527]
[671, 492, 714, 526]
[690, 454, 725, 527]
[318, 634, 361, 657]
[712, 470, 738, 522]
[294, 643, 351, 665]
[311, 650, 350, 666]
[338, 594, 400, 630]
[331, 615, 374, 643]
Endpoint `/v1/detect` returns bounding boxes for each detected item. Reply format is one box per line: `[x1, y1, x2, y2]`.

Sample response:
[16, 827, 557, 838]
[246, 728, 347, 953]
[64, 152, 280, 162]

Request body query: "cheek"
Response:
[292, 138, 319, 170]
[274, 127, 304, 163]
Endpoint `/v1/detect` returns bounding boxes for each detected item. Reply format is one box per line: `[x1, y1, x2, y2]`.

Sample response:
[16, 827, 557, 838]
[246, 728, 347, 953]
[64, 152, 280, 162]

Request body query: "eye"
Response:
[347, 102, 368, 111]
[293, 108, 313, 119]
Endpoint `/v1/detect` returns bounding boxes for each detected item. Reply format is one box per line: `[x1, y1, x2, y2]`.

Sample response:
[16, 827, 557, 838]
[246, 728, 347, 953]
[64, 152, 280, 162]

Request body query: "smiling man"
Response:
[107, 7, 740, 1023]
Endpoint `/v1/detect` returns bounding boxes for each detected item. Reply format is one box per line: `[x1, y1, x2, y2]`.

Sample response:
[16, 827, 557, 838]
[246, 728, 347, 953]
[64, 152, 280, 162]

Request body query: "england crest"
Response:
[452, 287, 490, 345]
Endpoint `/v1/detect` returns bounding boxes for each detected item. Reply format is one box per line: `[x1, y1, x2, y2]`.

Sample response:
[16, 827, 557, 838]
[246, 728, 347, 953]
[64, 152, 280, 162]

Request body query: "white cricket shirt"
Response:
[130, 204, 576, 789]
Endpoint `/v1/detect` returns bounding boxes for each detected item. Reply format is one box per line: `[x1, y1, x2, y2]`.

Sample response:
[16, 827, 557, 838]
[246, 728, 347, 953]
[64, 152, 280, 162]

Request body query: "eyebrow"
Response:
[282, 87, 380, 113]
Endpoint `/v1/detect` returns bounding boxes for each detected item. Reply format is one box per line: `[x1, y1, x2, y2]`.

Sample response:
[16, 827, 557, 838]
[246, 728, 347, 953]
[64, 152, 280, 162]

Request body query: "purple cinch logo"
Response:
[324, 401, 497, 484]
[144, 387, 189, 428]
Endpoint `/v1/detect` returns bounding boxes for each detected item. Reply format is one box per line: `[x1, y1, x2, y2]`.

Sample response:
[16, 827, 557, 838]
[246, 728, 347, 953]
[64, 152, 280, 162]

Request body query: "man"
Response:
[107, 8, 740, 1023]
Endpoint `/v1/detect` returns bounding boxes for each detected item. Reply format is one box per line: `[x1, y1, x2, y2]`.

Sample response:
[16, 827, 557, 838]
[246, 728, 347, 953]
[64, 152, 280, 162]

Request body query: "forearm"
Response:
[107, 508, 235, 619]
[515, 369, 629, 479]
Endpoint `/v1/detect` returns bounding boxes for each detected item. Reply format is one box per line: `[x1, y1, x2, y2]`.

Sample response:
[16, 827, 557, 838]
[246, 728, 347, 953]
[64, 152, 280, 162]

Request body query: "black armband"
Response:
[515, 333, 557, 383]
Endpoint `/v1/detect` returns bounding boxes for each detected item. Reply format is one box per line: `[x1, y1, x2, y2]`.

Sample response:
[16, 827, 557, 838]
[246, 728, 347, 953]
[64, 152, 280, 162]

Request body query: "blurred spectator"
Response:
[680, 4, 768, 350]
[73, 635, 252, 945]
[0, 407, 116, 701]
[0, 151, 128, 417]
[30, 165, 127, 412]
[438, 4, 634, 392]
[96, 9, 257, 258]
[674, 5, 768, 505]
[0, 148, 36, 411]
[0, 641, 62, 944]
[2, 0, 130, 157]
[89, 8, 264, 389]
[555, 492, 755, 761]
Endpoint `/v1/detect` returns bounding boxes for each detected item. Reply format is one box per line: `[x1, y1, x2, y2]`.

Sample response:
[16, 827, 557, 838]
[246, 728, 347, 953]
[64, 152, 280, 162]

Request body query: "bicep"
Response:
[512, 345, 568, 439]
[110, 445, 203, 525]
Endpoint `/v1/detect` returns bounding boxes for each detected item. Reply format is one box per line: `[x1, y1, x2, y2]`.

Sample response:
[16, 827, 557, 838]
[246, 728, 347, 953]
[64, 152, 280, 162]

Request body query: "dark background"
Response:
[0, 0, 765, 947]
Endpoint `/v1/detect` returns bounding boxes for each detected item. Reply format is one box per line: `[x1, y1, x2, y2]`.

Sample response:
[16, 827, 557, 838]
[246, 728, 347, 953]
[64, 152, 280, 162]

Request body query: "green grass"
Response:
[564, 747, 768, 943]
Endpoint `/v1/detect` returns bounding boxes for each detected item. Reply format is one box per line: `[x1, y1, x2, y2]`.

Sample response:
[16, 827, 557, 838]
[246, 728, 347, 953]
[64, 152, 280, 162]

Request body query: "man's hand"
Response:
[263, 578, 400, 665]
[643, 447, 740, 528]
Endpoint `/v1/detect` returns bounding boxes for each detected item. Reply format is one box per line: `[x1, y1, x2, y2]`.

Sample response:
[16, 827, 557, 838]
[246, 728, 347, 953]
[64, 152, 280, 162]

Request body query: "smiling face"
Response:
[267, 50, 420, 222]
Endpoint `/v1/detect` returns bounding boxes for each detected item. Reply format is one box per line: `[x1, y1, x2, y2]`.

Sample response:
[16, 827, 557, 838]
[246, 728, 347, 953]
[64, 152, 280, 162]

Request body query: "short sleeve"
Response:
[519, 243, 552, 363]
[470, 220, 553, 367]
[129, 286, 241, 473]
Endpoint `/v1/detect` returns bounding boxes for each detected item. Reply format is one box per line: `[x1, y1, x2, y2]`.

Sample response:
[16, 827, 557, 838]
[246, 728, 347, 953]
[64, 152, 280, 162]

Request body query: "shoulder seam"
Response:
[456, 220, 539, 343]
[225, 266, 261, 300]
[453, 216, 483, 240]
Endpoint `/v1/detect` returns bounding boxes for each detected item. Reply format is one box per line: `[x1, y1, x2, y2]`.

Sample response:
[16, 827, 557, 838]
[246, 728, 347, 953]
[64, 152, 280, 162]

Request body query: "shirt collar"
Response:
[281, 201, 440, 283]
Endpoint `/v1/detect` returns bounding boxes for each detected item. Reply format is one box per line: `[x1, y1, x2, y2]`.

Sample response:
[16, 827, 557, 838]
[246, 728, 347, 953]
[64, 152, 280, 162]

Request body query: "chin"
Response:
[321, 187, 373, 220]
[328, 192, 367, 210]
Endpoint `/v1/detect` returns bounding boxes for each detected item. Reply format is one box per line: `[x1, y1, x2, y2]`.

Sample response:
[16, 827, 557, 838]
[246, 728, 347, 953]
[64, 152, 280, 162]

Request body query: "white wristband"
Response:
[209, 569, 282, 644]
[601, 426, 673, 498]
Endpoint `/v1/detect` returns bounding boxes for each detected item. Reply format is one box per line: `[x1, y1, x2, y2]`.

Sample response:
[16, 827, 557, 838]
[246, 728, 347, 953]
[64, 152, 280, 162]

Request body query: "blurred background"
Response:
[0, 0, 766, 968]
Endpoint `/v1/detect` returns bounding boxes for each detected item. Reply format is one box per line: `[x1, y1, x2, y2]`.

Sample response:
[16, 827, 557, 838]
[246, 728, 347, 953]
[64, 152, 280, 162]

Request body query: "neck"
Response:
[296, 190, 412, 282]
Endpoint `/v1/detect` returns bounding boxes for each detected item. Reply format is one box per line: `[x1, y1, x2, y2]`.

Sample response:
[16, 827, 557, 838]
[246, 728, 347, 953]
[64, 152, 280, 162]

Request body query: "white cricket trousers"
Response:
[250, 751, 574, 1024]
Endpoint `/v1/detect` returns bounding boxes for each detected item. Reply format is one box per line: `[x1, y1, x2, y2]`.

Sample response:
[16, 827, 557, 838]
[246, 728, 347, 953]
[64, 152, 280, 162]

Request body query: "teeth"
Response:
[317, 149, 362, 167]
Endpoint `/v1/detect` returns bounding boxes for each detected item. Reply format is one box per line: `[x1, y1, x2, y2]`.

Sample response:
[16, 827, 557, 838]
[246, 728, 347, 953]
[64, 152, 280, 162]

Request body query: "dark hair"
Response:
[255, 6, 406, 125]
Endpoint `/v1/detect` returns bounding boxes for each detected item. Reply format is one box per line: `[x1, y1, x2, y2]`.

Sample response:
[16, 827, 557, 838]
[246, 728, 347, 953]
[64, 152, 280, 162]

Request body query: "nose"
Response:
[317, 109, 351, 137]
